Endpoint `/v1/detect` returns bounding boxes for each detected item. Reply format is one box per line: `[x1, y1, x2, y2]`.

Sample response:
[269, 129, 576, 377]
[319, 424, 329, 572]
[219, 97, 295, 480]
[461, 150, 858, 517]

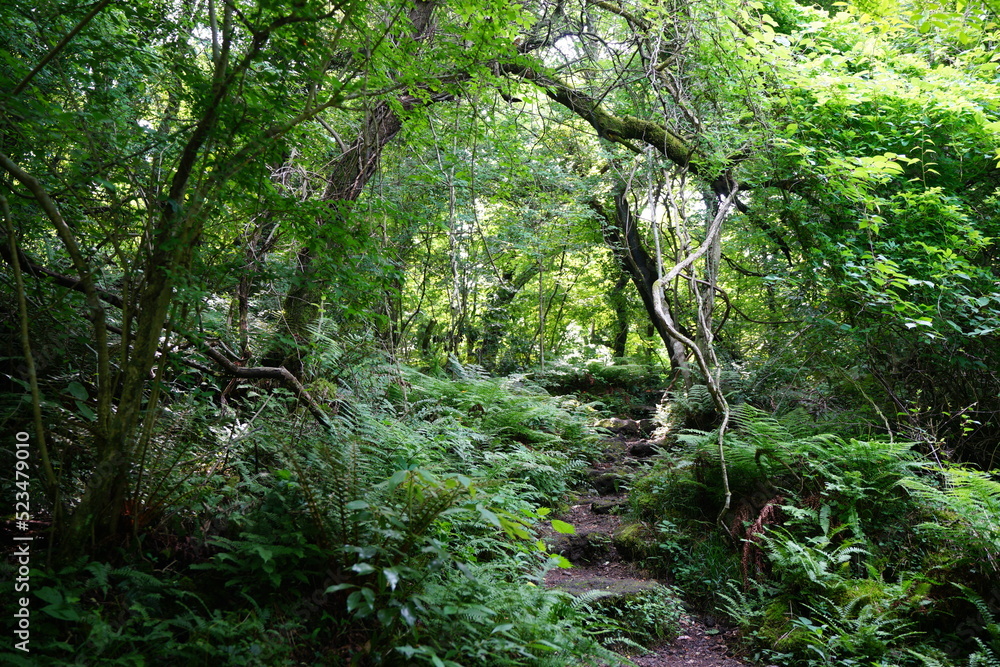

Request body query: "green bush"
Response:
[0, 559, 298, 666]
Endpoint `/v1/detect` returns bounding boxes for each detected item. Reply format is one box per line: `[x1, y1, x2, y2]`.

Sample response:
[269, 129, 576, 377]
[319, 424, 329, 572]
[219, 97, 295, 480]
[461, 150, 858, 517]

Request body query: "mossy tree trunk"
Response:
[478, 264, 541, 370]
[608, 273, 631, 358]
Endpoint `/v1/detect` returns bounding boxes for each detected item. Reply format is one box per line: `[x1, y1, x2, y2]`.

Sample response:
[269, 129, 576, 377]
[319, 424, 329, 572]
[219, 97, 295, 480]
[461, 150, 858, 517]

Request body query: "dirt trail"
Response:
[540, 435, 754, 667]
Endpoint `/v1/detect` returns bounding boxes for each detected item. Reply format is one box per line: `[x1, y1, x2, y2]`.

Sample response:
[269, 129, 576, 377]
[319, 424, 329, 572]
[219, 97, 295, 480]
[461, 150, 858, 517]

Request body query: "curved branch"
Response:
[662, 188, 738, 285]
[652, 188, 740, 531]
[1, 197, 59, 499]
[0, 153, 112, 431]
[497, 62, 696, 171]
[680, 273, 802, 327]
[586, 0, 651, 31]
[194, 341, 333, 430]
[721, 253, 768, 278]
[0, 241, 124, 308]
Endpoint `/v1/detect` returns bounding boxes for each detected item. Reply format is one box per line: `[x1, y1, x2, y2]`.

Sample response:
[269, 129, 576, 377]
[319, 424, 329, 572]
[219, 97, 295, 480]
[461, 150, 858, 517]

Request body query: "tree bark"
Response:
[590, 192, 690, 371]
[279, 1, 441, 355]
[478, 264, 541, 370]
[608, 273, 630, 358]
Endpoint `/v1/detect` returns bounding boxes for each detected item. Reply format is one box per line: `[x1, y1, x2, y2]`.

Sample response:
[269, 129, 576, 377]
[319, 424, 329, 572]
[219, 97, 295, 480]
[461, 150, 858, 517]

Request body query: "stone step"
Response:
[587, 468, 630, 494]
[548, 574, 662, 599]
[545, 530, 612, 564]
[595, 417, 657, 437]
[591, 499, 628, 515]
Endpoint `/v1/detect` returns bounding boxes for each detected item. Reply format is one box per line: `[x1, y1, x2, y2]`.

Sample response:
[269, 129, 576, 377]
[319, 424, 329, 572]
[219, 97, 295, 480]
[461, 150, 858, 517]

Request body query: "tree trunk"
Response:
[608, 273, 630, 358]
[232, 212, 280, 360]
[279, 1, 440, 355]
[280, 101, 407, 343]
[696, 189, 722, 355]
[591, 192, 690, 372]
[478, 264, 540, 370]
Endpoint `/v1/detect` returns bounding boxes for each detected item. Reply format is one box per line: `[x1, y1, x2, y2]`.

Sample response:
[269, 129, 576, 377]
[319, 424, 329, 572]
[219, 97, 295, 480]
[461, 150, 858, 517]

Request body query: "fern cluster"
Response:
[0, 349, 624, 666]
[407, 563, 628, 666]
[900, 469, 1000, 577]
[398, 363, 598, 499]
[630, 403, 1000, 666]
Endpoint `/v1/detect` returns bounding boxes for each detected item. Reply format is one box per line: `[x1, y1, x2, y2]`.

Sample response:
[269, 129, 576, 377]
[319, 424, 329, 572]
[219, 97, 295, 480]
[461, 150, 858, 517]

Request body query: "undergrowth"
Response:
[0, 355, 630, 666]
[9, 350, 1000, 666]
[629, 402, 1000, 667]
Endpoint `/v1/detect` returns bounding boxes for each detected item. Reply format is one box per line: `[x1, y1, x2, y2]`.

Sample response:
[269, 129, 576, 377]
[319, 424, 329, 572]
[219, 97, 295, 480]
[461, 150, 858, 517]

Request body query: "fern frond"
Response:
[900, 468, 1000, 572]
[970, 644, 1000, 667]
[569, 589, 614, 610]
[904, 648, 949, 667]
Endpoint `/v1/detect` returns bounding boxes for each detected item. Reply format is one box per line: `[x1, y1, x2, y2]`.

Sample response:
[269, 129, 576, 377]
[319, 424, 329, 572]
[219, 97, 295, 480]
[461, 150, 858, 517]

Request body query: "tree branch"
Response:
[0, 241, 124, 308]
[0, 242, 335, 432]
[11, 0, 114, 97]
[1, 196, 59, 500]
[498, 62, 696, 171]
[586, 0, 650, 31]
[652, 188, 740, 531]
[0, 152, 113, 433]
[193, 339, 333, 430]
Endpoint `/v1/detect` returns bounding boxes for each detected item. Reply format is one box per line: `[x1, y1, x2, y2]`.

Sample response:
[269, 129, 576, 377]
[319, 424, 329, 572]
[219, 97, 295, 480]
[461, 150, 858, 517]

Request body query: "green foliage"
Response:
[6, 0, 1000, 663]
[0, 356, 620, 664]
[633, 403, 1000, 664]
[761, 525, 869, 596]
[397, 564, 627, 666]
[592, 584, 686, 646]
[0, 558, 297, 665]
[957, 585, 1000, 667]
[747, 2, 1000, 464]
[783, 597, 919, 666]
[399, 364, 596, 501]
[900, 469, 1000, 580]
[532, 359, 670, 417]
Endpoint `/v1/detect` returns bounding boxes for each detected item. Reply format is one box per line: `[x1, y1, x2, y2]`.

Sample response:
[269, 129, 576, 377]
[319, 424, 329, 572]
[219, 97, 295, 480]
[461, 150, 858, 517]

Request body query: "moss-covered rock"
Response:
[613, 522, 655, 562]
[773, 625, 816, 655]
[595, 417, 642, 436]
[588, 469, 629, 494]
[629, 441, 659, 458]
[546, 530, 612, 564]
[759, 596, 793, 644]
[591, 499, 627, 515]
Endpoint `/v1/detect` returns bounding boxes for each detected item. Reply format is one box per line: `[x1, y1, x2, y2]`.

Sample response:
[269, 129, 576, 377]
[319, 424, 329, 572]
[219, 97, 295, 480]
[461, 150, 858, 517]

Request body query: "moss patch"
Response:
[613, 522, 655, 561]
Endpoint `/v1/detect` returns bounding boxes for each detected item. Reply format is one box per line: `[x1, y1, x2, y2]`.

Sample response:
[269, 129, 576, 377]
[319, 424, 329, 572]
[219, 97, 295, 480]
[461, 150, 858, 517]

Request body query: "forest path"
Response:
[540, 435, 752, 667]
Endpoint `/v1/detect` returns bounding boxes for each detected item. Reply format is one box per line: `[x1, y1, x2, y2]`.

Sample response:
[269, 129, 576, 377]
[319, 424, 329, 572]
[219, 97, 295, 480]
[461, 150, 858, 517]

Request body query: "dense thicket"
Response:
[2, 0, 1000, 663]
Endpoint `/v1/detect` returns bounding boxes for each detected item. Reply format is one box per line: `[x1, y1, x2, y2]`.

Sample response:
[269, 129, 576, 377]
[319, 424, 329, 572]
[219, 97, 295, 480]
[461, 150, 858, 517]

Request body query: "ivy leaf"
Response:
[67, 381, 88, 400]
[75, 401, 96, 422]
[325, 583, 354, 594]
[36, 587, 82, 621]
[551, 554, 573, 568]
[477, 505, 501, 527]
